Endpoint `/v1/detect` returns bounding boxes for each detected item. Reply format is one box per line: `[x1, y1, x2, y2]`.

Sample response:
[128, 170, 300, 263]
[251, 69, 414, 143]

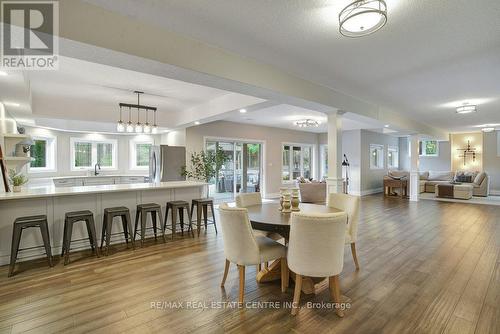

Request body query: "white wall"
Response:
[23, 126, 161, 181]
[482, 131, 500, 193]
[185, 121, 320, 197]
[161, 129, 186, 146]
[399, 137, 452, 172]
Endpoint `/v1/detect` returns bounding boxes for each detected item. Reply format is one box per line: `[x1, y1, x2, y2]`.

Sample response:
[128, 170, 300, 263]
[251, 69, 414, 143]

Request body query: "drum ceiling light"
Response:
[294, 119, 320, 128]
[339, 0, 387, 37]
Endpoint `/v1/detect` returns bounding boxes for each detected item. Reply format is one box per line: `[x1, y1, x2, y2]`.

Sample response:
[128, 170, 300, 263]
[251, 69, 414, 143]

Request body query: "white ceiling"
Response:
[224, 104, 387, 133]
[85, 0, 500, 133]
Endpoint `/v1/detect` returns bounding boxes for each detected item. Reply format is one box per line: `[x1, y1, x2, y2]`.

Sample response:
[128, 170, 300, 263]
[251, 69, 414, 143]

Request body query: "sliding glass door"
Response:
[206, 139, 262, 201]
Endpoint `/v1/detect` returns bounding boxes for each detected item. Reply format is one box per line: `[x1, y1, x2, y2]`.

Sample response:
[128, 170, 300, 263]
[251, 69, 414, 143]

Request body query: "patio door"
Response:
[206, 139, 262, 202]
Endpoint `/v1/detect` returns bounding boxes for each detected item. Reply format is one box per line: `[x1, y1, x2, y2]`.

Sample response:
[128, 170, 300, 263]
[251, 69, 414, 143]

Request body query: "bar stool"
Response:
[100, 207, 135, 256]
[9, 215, 53, 277]
[164, 200, 193, 239]
[190, 198, 217, 236]
[61, 210, 99, 265]
[134, 203, 166, 245]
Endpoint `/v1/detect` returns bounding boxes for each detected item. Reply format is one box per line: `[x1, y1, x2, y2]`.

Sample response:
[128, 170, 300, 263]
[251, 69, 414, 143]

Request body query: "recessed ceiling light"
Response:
[0, 71, 7, 76]
[4, 102, 20, 107]
[194, 121, 200, 125]
[482, 127, 495, 133]
[239, 109, 247, 113]
[456, 104, 477, 114]
[384, 124, 390, 128]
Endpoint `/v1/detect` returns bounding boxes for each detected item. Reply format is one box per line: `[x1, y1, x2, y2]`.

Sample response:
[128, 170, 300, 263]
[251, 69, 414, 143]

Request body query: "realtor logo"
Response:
[1, 0, 59, 70]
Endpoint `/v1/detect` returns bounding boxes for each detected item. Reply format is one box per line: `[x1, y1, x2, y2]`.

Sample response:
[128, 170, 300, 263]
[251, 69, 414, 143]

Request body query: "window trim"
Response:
[281, 142, 315, 183]
[369, 144, 385, 170]
[70, 137, 118, 171]
[28, 135, 57, 174]
[129, 139, 154, 170]
[387, 145, 399, 169]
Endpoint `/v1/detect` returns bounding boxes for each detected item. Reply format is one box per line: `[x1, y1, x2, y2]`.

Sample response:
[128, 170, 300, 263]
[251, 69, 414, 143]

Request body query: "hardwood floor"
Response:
[0, 195, 498, 334]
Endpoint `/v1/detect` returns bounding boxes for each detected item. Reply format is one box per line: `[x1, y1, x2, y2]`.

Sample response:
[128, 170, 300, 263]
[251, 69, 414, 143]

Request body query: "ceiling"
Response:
[224, 104, 388, 134]
[85, 0, 500, 133]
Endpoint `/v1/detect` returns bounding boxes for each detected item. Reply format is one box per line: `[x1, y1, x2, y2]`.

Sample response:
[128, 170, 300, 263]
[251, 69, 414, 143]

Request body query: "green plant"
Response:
[181, 146, 229, 182]
[8, 169, 28, 187]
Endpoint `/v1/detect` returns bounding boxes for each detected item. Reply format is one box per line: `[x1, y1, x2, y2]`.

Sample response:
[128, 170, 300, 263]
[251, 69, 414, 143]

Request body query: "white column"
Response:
[409, 135, 420, 202]
[326, 111, 343, 194]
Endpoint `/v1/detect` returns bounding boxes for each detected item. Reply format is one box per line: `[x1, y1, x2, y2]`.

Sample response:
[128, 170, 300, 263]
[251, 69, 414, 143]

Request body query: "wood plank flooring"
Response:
[0, 195, 498, 334]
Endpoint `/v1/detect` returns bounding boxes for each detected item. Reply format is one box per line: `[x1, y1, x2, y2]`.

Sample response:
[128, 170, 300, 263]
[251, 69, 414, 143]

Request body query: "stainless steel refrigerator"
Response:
[149, 145, 186, 183]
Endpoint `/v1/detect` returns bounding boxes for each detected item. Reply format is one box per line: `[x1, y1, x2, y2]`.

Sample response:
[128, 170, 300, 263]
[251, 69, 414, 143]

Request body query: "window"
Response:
[320, 144, 328, 179]
[282, 144, 313, 182]
[71, 138, 117, 170]
[370, 144, 384, 170]
[387, 145, 399, 169]
[29, 136, 56, 172]
[130, 141, 153, 170]
[419, 140, 439, 157]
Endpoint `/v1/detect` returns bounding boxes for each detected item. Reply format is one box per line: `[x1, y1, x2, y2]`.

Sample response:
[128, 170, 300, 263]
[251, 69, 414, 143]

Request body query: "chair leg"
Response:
[100, 214, 106, 250]
[189, 202, 195, 233]
[151, 211, 158, 240]
[202, 204, 208, 230]
[61, 219, 68, 257]
[329, 275, 344, 318]
[280, 257, 289, 292]
[221, 259, 230, 287]
[63, 220, 74, 265]
[157, 208, 166, 242]
[124, 211, 135, 249]
[8, 225, 22, 277]
[291, 274, 303, 316]
[171, 207, 178, 240]
[39, 220, 53, 267]
[140, 210, 147, 245]
[179, 207, 184, 236]
[210, 202, 217, 234]
[134, 209, 140, 241]
[105, 214, 112, 256]
[87, 215, 99, 258]
[187, 206, 194, 238]
[164, 205, 170, 231]
[351, 243, 360, 270]
[196, 203, 202, 237]
[238, 265, 245, 304]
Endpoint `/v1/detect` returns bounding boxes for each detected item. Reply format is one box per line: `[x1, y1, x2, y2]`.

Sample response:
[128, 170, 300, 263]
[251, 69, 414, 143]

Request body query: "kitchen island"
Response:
[0, 181, 207, 265]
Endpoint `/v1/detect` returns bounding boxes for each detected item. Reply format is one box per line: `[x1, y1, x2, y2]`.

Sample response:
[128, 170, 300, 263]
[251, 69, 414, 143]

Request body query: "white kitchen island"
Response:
[0, 181, 207, 266]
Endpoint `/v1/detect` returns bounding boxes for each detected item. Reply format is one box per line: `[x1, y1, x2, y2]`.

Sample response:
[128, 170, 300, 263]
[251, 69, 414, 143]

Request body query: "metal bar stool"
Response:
[9, 215, 53, 277]
[134, 203, 166, 245]
[164, 200, 193, 239]
[190, 198, 217, 237]
[100, 207, 135, 256]
[61, 210, 99, 265]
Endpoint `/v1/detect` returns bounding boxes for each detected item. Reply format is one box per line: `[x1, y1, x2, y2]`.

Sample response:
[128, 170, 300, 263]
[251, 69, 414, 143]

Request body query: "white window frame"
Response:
[28, 135, 57, 173]
[369, 144, 384, 170]
[320, 144, 328, 180]
[70, 137, 118, 171]
[419, 140, 439, 157]
[387, 145, 399, 169]
[281, 143, 315, 183]
[130, 139, 154, 170]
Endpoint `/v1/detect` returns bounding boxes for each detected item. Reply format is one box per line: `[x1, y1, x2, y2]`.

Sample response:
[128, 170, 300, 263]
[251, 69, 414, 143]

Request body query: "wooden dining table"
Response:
[246, 202, 341, 295]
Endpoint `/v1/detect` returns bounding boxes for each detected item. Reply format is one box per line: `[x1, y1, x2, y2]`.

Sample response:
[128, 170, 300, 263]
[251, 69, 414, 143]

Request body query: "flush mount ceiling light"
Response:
[118, 91, 157, 133]
[339, 0, 387, 37]
[482, 127, 495, 133]
[456, 103, 477, 114]
[239, 109, 247, 113]
[0, 71, 7, 76]
[294, 119, 320, 128]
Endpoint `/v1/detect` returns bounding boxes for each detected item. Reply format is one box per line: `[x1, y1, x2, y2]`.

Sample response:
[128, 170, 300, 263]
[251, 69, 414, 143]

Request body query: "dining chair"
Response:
[218, 203, 288, 303]
[288, 211, 347, 316]
[328, 193, 361, 270]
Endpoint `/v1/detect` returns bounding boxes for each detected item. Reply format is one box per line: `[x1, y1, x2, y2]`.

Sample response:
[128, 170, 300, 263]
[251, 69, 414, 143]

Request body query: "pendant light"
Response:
[152, 110, 158, 134]
[126, 106, 134, 133]
[116, 105, 125, 132]
[135, 106, 143, 133]
[143, 109, 151, 133]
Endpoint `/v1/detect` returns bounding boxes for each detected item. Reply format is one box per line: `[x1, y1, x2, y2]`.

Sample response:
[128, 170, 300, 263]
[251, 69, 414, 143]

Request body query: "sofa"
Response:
[386, 170, 490, 197]
[296, 178, 327, 203]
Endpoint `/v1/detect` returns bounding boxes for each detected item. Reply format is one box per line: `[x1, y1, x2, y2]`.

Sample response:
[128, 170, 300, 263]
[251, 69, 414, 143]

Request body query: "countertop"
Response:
[0, 181, 207, 201]
[52, 174, 147, 180]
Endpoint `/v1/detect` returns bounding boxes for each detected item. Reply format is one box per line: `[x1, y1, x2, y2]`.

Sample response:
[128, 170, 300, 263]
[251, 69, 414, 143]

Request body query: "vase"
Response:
[13, 186, 21, 193]
[282, 194, 292, 213]
[291, 196, 300, 211]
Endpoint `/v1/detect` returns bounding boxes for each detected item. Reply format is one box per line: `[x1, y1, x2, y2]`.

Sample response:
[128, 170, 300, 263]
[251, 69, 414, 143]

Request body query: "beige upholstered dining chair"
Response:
[218, 203, 288, 303]
[288, 211, 347, 316]
[328, 193, 361, 270]
[235, 192, 262, 208]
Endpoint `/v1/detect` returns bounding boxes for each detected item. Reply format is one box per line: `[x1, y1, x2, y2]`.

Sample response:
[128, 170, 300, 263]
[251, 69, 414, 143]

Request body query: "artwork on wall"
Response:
[457, 140, 477, 166]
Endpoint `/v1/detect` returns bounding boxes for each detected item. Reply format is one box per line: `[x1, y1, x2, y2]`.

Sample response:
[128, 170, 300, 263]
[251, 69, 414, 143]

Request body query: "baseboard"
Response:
[490, 190, 500, 196]
[349, 187, 383, 197]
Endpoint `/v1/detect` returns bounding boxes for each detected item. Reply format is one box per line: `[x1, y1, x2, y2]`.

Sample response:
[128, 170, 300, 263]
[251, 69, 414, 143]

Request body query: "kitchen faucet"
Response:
[94, 163, 101, 176]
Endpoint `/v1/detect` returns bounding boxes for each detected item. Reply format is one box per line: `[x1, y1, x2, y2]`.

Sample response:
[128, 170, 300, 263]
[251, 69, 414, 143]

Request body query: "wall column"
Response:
[326, 111, 343, 194]
[409, 135, 420, 202]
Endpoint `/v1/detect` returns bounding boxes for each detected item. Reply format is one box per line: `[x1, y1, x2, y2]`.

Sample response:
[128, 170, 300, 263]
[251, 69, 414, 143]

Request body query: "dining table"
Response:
[246, 202, 341, 295]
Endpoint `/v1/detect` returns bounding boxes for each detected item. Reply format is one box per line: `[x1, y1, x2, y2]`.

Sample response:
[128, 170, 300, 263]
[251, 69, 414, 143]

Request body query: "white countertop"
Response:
[0, 181, 207, 201]
[52, 174, 147, 180]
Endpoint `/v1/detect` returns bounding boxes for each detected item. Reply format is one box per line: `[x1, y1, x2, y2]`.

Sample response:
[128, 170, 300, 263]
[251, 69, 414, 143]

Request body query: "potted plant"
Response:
[181, 146, 229, 196]
[9, 169, 28, 192]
